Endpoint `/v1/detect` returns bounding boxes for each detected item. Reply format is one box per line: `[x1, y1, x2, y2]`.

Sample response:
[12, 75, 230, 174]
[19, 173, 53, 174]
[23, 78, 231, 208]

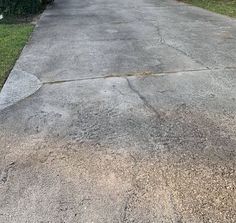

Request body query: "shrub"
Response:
[0, 0, 48, 16]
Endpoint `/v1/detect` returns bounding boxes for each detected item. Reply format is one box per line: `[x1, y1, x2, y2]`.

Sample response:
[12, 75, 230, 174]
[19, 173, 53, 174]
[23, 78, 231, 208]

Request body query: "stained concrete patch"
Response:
[0, 69, 42, 110]
[0, 71, 235, 222]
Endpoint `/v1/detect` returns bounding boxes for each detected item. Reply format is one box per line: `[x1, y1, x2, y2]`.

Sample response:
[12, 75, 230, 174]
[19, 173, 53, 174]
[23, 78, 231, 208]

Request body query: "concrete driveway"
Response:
[0, 0, 236, 222]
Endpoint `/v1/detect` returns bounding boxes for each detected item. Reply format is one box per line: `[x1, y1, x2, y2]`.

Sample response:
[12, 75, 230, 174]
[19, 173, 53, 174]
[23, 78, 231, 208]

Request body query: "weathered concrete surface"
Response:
[0, 69, 42, 110]
[0, 0, 236, 222]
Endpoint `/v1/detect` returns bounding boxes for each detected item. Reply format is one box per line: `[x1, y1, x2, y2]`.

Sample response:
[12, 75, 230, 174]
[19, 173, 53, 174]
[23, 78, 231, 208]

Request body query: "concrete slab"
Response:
[0, 69, 42, 110]
[15, 39, 204, 82]
[0, 0, 236, 222]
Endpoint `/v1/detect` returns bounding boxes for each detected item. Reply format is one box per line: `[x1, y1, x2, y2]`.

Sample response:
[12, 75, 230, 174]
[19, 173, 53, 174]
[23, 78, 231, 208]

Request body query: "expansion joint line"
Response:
[41, 67, 236, 85]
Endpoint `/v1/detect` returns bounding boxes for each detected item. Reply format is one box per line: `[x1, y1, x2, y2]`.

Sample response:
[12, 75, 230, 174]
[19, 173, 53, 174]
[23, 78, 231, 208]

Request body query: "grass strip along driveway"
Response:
[0, 24, 33, 88]
[181, 0, 236, 17]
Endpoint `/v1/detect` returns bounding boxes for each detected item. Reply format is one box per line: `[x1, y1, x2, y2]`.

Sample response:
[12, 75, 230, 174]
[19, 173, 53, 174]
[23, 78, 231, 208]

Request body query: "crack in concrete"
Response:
[120, 153, 139, 223]
[0, 162, 16, 184]
[112, 84, 125, 96]
[153, 22, 208, 68]
[165, 42, 207, 68]
[142, 16, 210, 70]
[121, 190, 134, 223]
[125, 77, 161, 118]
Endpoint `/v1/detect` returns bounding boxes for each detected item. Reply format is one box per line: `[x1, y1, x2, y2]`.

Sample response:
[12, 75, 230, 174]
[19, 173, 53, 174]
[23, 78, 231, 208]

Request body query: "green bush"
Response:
[0, 0, 47, 16]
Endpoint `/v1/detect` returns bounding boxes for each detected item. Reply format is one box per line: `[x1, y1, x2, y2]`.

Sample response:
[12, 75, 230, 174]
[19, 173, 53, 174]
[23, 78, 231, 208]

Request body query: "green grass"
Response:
[181, 0, 236, 17]
[0, 23, 34, 88]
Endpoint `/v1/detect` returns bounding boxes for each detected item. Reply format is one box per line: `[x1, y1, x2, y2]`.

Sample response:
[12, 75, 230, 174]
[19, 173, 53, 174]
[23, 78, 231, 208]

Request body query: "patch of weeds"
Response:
[180, 0, 236, 17]
[0, 23, 34, 88]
